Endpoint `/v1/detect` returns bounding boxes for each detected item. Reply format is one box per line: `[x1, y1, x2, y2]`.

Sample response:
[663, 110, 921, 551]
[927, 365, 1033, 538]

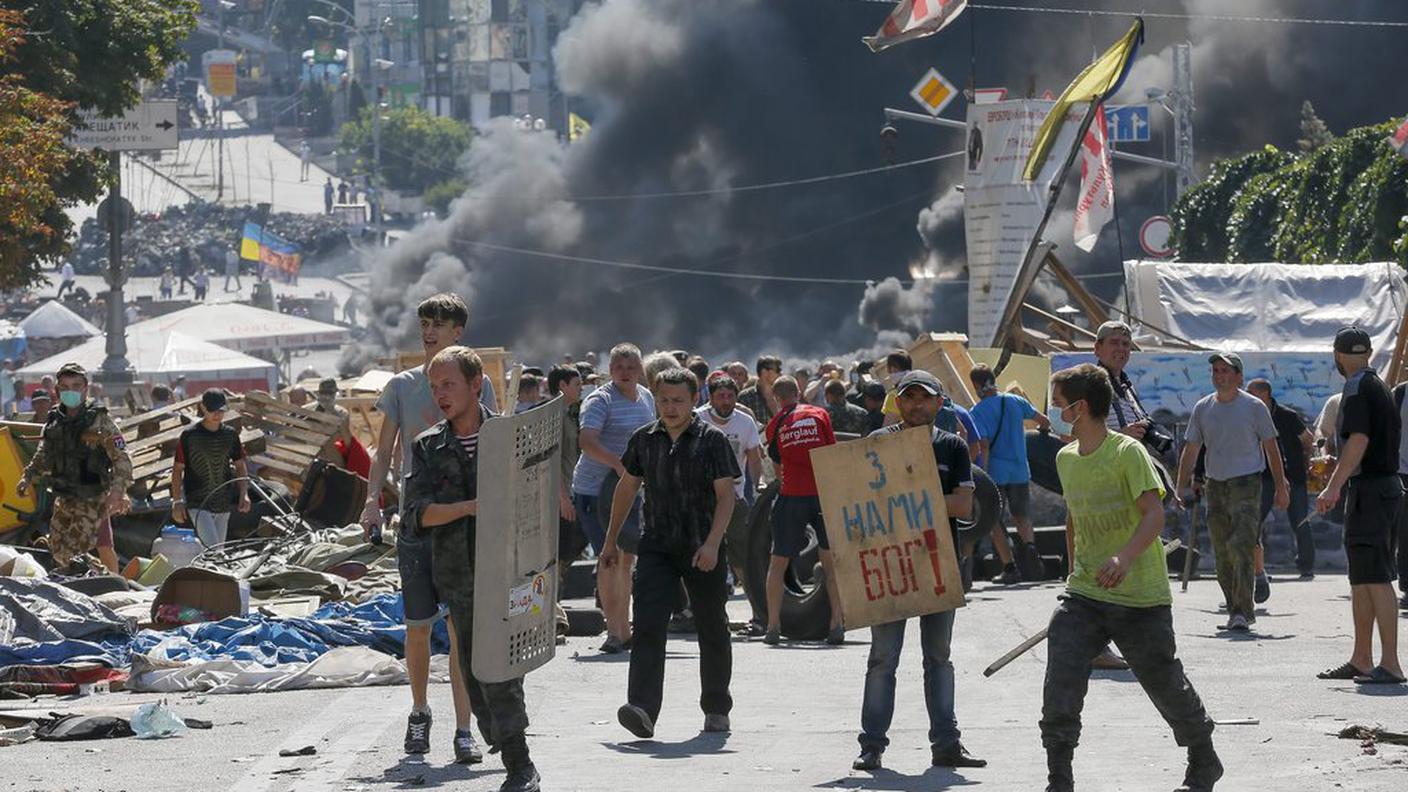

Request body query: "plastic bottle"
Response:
[151, 525, 201, 569]
[130, 701, 187, 739]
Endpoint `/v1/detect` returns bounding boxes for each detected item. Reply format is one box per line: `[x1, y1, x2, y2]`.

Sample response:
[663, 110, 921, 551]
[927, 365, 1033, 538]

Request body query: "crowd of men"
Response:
[13, 288, 1407, 792]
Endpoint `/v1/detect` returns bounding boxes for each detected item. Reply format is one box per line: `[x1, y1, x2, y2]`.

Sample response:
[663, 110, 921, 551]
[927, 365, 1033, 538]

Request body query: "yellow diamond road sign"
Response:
[910, 67, 957, 118]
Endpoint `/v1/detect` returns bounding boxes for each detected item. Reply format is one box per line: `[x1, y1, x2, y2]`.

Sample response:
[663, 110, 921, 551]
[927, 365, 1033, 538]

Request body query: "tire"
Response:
[959, 466, 1003, 545]
[1025, 429, 1065, 494]
[742, 482, 832, 640]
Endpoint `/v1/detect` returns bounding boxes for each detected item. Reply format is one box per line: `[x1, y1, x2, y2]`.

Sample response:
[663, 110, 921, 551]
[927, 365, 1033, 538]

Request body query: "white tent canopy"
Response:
[1124, 260, 1407, 365]
[18, 332, 277, 388]
[20, 300, 100, 339]
[131, 303, 349, 353]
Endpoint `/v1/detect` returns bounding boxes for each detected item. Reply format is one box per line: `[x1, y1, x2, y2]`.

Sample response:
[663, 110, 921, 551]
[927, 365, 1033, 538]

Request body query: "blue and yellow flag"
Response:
[240, 222, 262, 261]
[258, 229, 302, 278]
[1023, 18, 1143, 182]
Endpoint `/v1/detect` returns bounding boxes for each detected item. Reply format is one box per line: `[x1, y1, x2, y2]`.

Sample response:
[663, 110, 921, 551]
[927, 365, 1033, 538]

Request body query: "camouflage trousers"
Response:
[49, 495, 107, 568]
[1206, 473, 1262, 621]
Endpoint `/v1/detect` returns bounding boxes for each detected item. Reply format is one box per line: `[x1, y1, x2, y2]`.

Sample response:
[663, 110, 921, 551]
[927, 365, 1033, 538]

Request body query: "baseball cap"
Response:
[1095, 320, 1133, 342]
[861, 381, 887, 400]
[317, 377, 339, 395]
[56, 362, 88, 381]
[201, 388, 228, 412]
[895, 370, 943, 396]
[1207, 351, 1243, 373]
[1333, 326, 1372, 355]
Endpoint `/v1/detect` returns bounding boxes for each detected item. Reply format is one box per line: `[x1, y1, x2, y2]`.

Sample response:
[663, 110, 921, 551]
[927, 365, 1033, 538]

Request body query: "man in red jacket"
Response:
[762, 376, 844, 645]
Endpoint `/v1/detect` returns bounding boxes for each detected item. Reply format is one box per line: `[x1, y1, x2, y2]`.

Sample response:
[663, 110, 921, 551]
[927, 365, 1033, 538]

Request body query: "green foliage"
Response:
[1171, 120, 1408, 268]
[1297, 101, 1333, 154]
[423, 178, 468, 218]
[338, 105, 472, 194]
[1, 1, 195, 285]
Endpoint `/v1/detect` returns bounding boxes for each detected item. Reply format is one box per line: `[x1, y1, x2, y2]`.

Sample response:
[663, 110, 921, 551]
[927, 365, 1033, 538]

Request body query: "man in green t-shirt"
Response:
[1041, 363, 1221, 792]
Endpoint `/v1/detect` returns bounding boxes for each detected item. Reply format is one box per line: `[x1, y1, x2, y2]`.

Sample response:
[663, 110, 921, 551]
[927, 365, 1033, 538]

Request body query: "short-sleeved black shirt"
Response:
[622, 415, 742, 553]
[176, 423, 245, 512]
[1338, 367, 1400, 479]
[870, 423, 974, 537]
[1267, 399, 1310, 484]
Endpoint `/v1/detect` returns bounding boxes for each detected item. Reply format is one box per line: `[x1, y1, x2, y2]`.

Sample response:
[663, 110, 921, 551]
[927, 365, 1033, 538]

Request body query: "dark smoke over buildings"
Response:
[348, 0, 1408, 371]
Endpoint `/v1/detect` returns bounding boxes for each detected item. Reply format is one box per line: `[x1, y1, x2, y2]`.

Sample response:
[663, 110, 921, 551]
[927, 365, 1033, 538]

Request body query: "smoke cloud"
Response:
[345, 0, 1408, 373]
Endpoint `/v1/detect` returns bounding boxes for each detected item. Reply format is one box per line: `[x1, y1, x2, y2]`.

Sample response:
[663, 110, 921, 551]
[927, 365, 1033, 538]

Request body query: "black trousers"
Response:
[629, 542, 733, 722]
[442, 592, 529, 745]
[1040, 594, 1213, 753]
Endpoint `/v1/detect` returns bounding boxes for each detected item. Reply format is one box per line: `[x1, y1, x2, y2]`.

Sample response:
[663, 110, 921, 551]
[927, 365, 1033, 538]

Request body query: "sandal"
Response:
[1317, 662, 1368, 680]
[1353, 666, 1407, 685]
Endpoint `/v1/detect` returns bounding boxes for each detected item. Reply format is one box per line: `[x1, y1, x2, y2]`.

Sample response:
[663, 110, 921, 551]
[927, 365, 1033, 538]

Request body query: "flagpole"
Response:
[991, 100, 1103, 352]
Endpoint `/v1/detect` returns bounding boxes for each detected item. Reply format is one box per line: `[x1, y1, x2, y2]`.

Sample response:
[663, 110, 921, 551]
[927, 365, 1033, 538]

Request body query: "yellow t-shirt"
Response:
[1056, 432, 1171, 608]
[882, 390, 899, 416]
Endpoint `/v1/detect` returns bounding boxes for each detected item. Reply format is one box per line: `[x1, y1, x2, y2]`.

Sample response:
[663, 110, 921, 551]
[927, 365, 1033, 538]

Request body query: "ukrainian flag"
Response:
[240, 222, 262, 261]
[1023, 18, 1143, 182]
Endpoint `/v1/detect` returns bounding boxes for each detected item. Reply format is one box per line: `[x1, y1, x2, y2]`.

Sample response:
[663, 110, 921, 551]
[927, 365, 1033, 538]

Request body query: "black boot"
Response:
[1019, 541, 1046, 581]
[959, 554, 974, 593]
[1174, 740, 1223, 792]
[498, 735, 540, 792]
[1045, 747, 1074, 792]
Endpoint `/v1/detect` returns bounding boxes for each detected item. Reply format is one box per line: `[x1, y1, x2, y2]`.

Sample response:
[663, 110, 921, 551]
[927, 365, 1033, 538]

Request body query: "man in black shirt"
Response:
[603, 368, 741, 738]
[171, 389, 250, 546]
[1247, 379, 1315, 583]
[1314, 327, 1404, 685]
[853, 370, 985, 773]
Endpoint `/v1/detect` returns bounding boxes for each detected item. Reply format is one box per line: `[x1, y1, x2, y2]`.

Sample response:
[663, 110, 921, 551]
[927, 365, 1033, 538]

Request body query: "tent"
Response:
[130, 303, 349, 354]
[18, 332, 277, 393]
[20, 300, 100, 339]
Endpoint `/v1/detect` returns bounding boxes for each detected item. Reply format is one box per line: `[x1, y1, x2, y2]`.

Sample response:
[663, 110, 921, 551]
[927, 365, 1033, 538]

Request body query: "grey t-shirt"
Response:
[376, 367, 498, 480]
[571, 382, 655, 496]
[1184, 390, 1278, 481]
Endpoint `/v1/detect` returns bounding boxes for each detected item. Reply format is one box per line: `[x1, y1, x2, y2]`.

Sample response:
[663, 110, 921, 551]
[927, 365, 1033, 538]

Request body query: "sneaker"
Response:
[499, 763, 541, 792]
[852, 747, 883, 771]
[826, 625, 845, 645]
[702, 713, 730, 733]
[763, 628, 781, 645]
[1298, 572, 1316, 581]
[403, 710, 431, 755]
[1399, 593, 1408, 610]
[1225, 614, 1250, 632]
[599, 635, 626, 654]
[1254, 572, 1271, 604]
[668, 609, 695, 634]
[453, 728, 483, 765]
[617, 704, 655, 739]
[932, 742, 987, 768]
[993, 563, 1021, 585]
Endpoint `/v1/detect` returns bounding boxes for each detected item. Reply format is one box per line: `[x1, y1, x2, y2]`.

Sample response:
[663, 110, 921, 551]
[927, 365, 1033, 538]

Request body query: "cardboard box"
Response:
[150, 567, 250, 623]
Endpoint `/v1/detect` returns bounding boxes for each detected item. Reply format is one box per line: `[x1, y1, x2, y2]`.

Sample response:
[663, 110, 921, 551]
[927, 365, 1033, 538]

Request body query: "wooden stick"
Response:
[984, 540, 1181, 678]
[1181, 496, 1199, 592]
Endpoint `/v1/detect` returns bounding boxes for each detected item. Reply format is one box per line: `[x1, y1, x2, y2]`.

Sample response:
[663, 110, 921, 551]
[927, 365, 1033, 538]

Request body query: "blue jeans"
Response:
[859, 610, 958, 752]
[1258, 472, 1313, 574]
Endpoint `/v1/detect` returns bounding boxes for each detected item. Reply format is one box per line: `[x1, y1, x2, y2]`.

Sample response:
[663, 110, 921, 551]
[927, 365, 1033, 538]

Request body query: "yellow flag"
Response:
[1023, 18, 1143, 182]
[568, 112, 591, 142]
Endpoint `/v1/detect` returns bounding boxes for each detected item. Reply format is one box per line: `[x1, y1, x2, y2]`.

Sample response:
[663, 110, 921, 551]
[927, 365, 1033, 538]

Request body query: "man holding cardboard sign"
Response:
[813, 370, 985, 773]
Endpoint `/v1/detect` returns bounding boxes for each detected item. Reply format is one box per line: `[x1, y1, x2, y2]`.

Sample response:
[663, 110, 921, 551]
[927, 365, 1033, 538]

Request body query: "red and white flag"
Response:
[1073, 104, 1115, 253]
[864, 0, 968, 54]
[1388, 116, 1408, 159]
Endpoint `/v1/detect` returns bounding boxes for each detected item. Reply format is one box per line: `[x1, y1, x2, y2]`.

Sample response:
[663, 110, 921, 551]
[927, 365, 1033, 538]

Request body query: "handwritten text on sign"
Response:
[812, 427, 965, 628]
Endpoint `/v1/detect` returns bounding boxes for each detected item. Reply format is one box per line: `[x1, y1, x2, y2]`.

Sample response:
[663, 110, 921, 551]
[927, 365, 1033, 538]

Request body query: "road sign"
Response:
[1105, 104, 1151, 143]
[68, 100, 179, 152]
[973, 87, 1008, 105]
[96, 196, 137, 234]
[203, 49, 238, 98]
[1140, 215, 1174, 258]
[910, 67, 958, 117]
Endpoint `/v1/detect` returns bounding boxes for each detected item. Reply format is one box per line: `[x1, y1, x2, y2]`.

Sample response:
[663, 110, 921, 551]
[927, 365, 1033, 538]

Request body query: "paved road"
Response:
[4, 575, 1406, 791]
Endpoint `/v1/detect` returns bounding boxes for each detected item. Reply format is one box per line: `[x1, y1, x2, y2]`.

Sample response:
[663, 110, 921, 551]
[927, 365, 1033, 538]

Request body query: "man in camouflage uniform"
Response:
[18, 363, 133, 570]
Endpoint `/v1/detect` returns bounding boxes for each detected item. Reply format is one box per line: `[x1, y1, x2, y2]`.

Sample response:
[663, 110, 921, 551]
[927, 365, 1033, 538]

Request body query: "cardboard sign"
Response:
[811, 427, 964, 629]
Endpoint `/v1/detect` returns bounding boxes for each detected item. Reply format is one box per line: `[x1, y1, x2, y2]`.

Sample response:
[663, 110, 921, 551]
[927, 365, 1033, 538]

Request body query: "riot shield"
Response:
[472, 396, 563, 682]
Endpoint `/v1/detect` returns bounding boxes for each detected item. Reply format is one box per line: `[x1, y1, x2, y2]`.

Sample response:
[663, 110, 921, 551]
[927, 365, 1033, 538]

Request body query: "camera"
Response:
[1143, 422, 1175, 457]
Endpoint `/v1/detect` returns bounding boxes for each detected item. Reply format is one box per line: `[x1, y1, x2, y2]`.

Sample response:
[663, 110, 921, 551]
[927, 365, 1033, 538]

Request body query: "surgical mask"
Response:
[58, 390, 83, 408]
[1046, 403, 1076, 435]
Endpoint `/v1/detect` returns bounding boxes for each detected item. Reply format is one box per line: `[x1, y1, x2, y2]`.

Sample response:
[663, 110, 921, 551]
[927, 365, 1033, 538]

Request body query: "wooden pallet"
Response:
[237, 390, 344, 495]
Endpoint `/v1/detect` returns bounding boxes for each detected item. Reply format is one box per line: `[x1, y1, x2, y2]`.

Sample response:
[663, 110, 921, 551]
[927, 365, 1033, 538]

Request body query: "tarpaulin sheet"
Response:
[0, 578, 133, 646]
[1123, 261, 1408, 365]
[128, 646, 451, 694]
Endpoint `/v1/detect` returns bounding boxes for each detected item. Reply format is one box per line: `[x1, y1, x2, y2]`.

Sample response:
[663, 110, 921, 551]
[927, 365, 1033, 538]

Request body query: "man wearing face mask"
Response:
[1042, 364, 1219, 792]
[697, 371, 763, 606]
[18, 363, 134, 571]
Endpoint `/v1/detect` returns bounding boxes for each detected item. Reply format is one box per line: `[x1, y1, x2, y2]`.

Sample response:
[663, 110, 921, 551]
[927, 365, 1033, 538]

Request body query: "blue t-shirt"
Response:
[969, 392, 1038, 484]
[571, 382, 656, 496]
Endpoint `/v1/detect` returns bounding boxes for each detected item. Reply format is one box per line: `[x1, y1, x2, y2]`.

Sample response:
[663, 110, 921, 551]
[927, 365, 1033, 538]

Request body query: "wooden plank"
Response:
[1386, 306, 1408, 387]
[811, 427, 963, 629]
[127, 413, 239, 454]
[243, 391, 345, 430]
[249, 454, 306, 476]
[1042, 249, 1110, 328]
[263, 444, 314, 466]
[119, 396, 203, 429]
[239, 412, 331, 445]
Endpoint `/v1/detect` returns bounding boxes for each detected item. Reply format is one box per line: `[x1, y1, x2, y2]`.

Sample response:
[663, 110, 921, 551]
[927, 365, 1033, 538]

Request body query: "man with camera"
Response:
[1094, 321, 1176, 471]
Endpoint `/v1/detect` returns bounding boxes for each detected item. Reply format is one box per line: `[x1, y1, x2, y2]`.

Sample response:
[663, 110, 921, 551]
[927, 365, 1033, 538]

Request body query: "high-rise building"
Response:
[419, 0, 578, 131]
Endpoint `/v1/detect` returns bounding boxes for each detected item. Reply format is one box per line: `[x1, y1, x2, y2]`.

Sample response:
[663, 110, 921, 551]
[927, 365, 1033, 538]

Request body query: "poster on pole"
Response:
[203, 49, 238, 98]
[811, 427, 964, 628]
[963, 99, 1088, 347]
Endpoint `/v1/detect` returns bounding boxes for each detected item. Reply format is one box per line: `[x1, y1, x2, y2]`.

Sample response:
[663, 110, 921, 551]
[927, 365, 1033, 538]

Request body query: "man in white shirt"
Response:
[696, 371, 762, 603]
[56, 261, 76, 298]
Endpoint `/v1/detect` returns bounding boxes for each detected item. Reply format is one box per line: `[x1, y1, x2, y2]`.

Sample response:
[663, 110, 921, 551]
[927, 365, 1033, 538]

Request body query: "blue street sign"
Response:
[1105, 104, 1152, 143]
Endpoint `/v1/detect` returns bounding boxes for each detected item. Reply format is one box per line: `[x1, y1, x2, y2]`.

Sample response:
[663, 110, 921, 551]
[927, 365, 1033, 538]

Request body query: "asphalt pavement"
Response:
[4, 574, 1406, 791]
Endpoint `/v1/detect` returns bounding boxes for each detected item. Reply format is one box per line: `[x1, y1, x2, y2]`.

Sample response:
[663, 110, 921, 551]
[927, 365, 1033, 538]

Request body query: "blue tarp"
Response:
[0, 593, 448, 669]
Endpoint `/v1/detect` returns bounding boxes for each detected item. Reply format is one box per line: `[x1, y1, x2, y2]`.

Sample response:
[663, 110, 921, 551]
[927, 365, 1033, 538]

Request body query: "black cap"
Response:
[1333, 325, 1372, 355]
[201, 388, 228, 412]
[895, 369, 943, 396]
[862, 381, 887, 399]
[317, 377, 339, 395]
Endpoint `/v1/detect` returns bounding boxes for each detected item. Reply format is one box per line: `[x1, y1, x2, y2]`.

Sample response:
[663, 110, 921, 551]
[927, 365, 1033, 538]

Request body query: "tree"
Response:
[1171, 120, 1408, 266]
[338, 105, 473, 195]
[0, 1, 195, 287]
[1297, 101, 1334, 154]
